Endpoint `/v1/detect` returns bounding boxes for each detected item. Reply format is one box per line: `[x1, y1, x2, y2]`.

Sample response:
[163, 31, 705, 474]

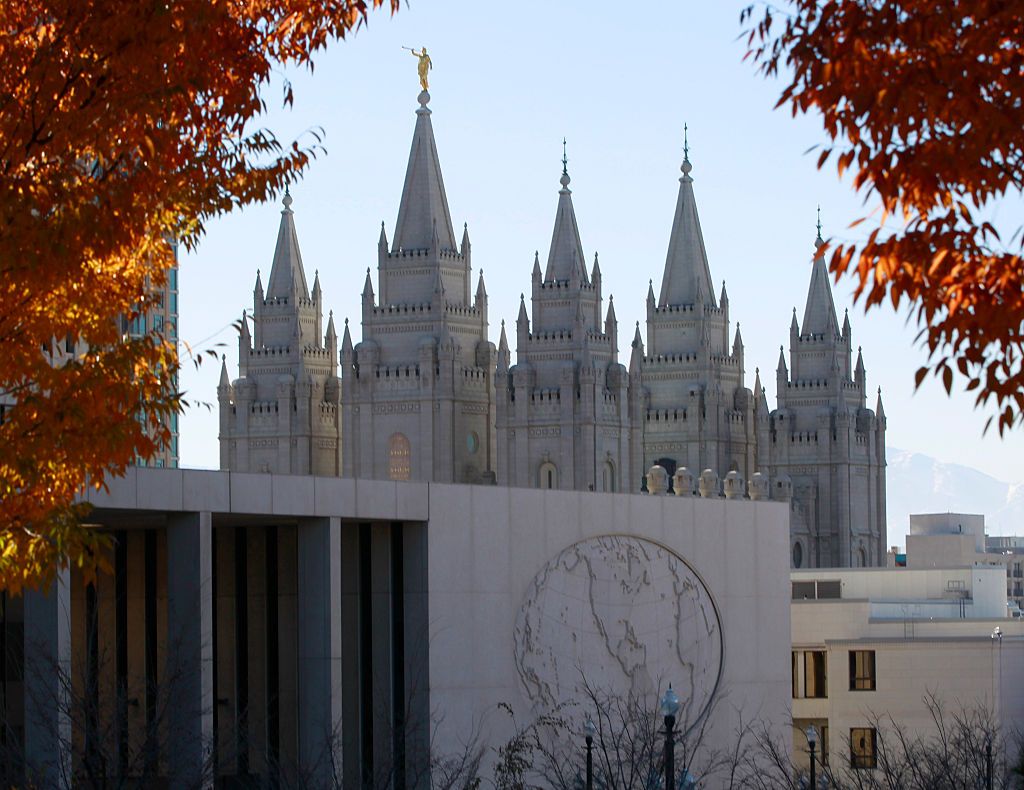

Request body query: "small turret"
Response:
[475, 269, 487, 306]
[733, 323, 744, 355]
[312, 269, 321, 302]
[378, 221, 388, 251]
[875, 387, 886, 422]
[790, 307, 800, 345]
[855, 346, 866, 390]
[218, 354, 231, 390]
[591, 251, 601, 285]
[720, 280, 729, 310]
[497, 320, 510, 373]
[647, 279, 656, 309]
[461, 222, 471, 256]
[325, 310, 337, 356]
[341, 318, 353, 358]
[532, 251, 542, 284]
[604, 295, 617, 336]
[842, 308, 852, 340]
[516, 293, 529, 348]
[629, 322, 645, 376]
[254, 269, 264, 305]
[362, 268, 375, 306]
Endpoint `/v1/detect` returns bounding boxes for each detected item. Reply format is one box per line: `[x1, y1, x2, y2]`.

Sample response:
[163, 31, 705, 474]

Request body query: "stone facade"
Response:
[625, 152, 766, 494]
[216, 87, 887, 567]
[771, 233, 887, 567]
[495, 161, 630, 491]
[340, 90, 496, 484]
[217, 193, 342, 475]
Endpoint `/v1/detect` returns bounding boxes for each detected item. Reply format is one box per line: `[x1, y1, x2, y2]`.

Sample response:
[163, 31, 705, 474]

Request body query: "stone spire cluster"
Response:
[772, 223, 887, 567]
[495, 147, 627, 490]
[217, 91, 887, 569]
[218, 193, 341, 475]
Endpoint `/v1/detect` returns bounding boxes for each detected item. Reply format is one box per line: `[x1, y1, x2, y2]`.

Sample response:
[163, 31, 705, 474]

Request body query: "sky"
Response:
[178, 0, 1024, 485]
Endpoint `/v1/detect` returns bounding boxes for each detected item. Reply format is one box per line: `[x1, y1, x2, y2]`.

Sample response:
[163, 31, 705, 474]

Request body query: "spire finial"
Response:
[559, 137, 571, 188]
[680, 124, 692, 177]
[282, 187, 293, 210]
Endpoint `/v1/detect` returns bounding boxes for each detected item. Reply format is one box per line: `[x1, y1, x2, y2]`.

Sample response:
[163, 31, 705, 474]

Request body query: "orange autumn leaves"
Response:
[0, 0, 398, 592]
[743, 1, 1024, 434]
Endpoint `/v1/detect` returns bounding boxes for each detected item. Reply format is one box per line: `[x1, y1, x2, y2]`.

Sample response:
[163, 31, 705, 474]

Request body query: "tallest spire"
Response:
[392, 92, 457, 253]
[657, 128, 715, 308]
[265, 191, 310, 301]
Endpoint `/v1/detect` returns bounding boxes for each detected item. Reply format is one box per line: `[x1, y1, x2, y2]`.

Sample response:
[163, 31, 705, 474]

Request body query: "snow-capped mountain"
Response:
[885, 447, 1024, 548]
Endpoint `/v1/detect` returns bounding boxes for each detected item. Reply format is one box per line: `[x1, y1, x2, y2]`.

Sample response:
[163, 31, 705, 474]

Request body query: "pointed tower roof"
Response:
[802, 248, 841, 338]
[362, 268, 375, 300]
[392, 94, 457, 253]
[777, 345, 788, 373]
[475, 269, 487, 301]
[545, 142, 588, 283]
[658, 129, 715, 308]
[605, 294, 617, 326]
[876, 387, 886, 419]
[266, 192, 310, 301]
[218, 354, 230, 388]
[498, 320, 509, 353]
[341, 318, 353, 355]
[326, 310, 337, 341]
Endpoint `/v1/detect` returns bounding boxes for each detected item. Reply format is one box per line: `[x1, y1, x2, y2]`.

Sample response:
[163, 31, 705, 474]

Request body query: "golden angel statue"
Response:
[406, 46, 432, 91]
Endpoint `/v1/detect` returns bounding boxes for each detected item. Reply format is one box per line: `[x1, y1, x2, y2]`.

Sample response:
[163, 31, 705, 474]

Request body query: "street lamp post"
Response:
[584, 716, 596, 790]
[661, 685, 681, 790]
[806, 724, 818, 790]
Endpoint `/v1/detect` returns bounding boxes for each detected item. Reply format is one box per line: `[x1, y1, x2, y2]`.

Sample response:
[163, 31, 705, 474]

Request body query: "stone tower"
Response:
[627, 144, 765, 492]
[218, 193, 342, 474]
[495, 156, 630, 491]
[770, 225, 887, 567]
[341, 90, 495, 483]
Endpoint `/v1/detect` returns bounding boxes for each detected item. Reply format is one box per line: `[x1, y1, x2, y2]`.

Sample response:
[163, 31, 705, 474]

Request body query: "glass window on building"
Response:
[804, 650, 827, 698]
[850, 727, 877, 769]
[849, 650, 876, 691]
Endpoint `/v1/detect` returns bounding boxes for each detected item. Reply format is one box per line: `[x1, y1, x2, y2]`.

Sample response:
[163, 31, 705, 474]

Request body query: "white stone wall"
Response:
[425, 485, 792, 779]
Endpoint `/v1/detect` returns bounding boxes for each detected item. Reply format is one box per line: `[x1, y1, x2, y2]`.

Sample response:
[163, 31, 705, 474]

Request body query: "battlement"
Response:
[260, 295, 317, 309]
[374, 365, 422, 379]
[652, 304, 724, 316]
[538, 279, 597, 292]
[387, 247, 464, 261]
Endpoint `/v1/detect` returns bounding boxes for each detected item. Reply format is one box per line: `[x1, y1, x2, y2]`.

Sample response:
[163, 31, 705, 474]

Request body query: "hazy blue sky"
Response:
[179, 0, 1024, 484]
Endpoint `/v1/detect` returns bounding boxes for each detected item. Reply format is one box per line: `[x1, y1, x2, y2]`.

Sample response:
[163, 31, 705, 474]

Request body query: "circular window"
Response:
[466, 431, 480, 455]
[793, 542, 803, 568]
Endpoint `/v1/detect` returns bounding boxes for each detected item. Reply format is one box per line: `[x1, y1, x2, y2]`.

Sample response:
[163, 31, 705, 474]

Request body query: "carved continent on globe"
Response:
[513, 535, 723, 727]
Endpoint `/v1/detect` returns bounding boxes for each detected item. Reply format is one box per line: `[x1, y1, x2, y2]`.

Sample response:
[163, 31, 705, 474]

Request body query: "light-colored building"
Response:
[772, 230, 887, 569]
[896, 512, 1024, 613]
[791, 527, 1024, 777]
[495, 155, 630, 492]
[7, 466, 791, 786]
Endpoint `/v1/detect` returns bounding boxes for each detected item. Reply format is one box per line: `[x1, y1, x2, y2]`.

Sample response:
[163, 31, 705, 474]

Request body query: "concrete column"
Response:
[297, 516, 343, 783]
[23, 568, 71, 788]
[166, 511, 214, 789]
[370, 524, 395, 776]
[403, 523, 431, 790]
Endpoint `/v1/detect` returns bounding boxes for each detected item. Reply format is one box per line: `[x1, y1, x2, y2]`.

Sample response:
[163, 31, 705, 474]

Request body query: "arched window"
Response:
[793, 542, 803, 569]
[539, 461, 558, 490]
[857, 547, 867, 568]
[602, 460, 616, 492]
[388, 433, 411, 481]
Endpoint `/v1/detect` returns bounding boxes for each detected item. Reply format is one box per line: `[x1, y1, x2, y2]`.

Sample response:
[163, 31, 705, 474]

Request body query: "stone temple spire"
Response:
[392, 91, 457, 252]
[265, 191, 310, 301]
[801, 215, 840, 338]
[658, 127, 715, 308]
[544, 140, 588, 284]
